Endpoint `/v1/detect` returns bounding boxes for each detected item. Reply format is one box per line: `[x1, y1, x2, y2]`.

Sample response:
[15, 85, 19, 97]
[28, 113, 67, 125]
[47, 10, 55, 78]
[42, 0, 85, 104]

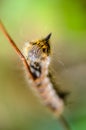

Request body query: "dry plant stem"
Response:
[0, 20, 34, 80]
[59, 115, 71, 130]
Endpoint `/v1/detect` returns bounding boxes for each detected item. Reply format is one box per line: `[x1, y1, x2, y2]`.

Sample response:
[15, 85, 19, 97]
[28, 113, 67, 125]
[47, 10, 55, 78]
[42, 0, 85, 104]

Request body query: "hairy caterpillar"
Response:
[23, 33, 64, 116]
[0, 20, 70, 130]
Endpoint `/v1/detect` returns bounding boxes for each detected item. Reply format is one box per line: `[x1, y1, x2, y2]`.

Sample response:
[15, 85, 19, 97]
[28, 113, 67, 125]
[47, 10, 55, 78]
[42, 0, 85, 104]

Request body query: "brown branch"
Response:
[59, 115, 71, 130]
[0, 20, 34, 80]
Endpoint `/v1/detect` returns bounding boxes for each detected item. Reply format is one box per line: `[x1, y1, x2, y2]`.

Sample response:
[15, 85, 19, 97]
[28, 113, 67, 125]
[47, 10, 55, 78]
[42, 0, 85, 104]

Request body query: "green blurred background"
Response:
[0, 0, 86, 130]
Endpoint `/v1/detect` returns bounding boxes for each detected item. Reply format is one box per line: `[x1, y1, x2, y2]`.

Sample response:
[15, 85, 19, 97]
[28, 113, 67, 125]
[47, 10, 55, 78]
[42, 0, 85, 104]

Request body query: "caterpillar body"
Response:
[23, 33, 64, 116]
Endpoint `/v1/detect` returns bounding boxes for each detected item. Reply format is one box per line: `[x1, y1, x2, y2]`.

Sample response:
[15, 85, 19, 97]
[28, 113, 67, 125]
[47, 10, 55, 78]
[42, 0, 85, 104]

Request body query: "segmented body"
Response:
[23, 34, 64, 116]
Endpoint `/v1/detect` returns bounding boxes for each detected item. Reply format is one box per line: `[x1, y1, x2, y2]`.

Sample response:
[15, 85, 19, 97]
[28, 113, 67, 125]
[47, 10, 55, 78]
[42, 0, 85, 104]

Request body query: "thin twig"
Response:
[0, 20, 34, 80]
[59, 115, 71, 130]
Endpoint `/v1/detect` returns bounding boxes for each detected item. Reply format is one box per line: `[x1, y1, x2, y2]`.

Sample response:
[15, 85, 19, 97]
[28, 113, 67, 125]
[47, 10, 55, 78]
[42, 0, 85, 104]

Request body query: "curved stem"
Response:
[0, 20, 34, 80]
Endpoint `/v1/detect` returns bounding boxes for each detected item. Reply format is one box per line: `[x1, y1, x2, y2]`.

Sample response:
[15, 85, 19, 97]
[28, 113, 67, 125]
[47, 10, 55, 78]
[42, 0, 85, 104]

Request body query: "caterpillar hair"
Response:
[0, 20, 71, 130]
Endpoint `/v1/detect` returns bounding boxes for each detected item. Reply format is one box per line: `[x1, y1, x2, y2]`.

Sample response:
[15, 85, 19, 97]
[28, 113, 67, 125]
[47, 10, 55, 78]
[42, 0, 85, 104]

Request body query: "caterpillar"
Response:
[0, 20, 70, 130]
[23, 33, 64, 116]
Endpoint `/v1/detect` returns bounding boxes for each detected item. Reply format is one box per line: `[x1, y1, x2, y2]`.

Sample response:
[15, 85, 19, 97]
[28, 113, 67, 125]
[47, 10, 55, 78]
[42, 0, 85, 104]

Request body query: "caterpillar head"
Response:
[23, 33, 51, 63]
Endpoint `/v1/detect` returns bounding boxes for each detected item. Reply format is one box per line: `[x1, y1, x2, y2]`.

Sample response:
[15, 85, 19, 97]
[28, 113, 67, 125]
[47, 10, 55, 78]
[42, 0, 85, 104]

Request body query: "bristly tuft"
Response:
[43, 33, 52, 42]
